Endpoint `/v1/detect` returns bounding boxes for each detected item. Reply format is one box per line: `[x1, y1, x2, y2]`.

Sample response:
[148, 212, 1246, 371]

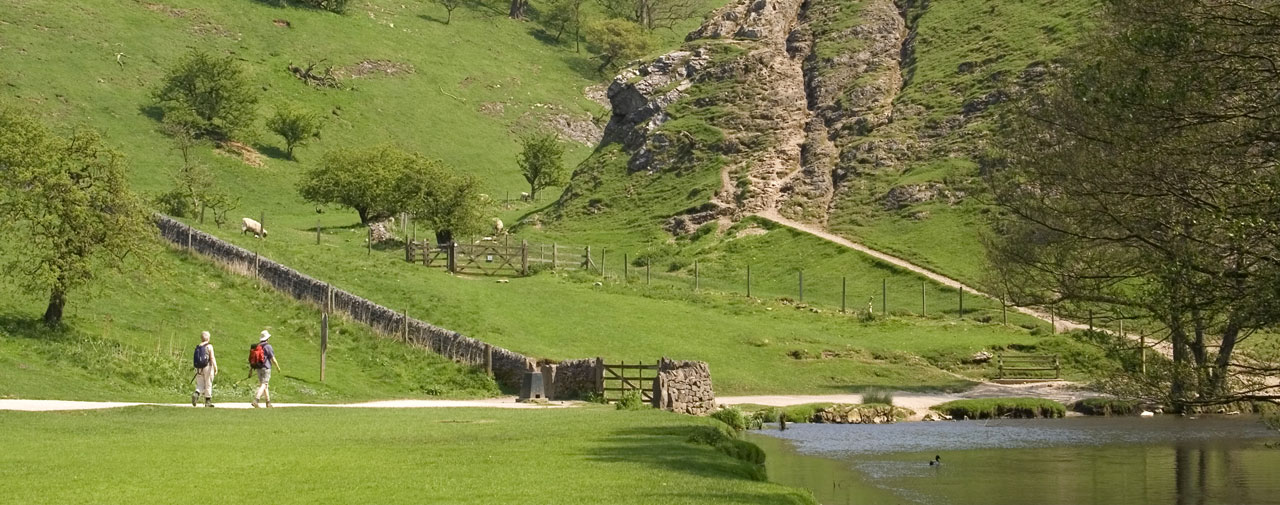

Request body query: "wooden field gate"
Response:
[406, 241, 528, 276]
[599, 361, 659, 403]
[997, 354, 1061, 380]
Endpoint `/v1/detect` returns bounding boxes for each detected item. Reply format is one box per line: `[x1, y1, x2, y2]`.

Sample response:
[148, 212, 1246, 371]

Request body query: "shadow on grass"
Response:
[587, 425, 764, 481]
[254, 143, 291, 161]
[0, 313, 69, 341]
[417, 13, 449, 25]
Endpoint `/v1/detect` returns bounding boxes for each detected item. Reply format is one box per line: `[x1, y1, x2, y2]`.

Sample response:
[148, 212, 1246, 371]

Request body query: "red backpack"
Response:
[248, 343, 266, 369]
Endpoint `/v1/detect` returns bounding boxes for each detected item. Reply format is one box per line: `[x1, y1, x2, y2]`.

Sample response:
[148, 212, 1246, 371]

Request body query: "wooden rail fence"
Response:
[407, 240, 603, 276]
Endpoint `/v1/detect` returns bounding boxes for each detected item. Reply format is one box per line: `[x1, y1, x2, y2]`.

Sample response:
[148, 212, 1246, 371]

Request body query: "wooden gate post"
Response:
[552, 243, 558, 270]
[624, 253, 629, 282]
[841, 276, 847, 313]
[316, 220, 321, 245]
[959, 286, 964, 318]
[484, 343, 493, 377]
[921, 281, 927, 316]
[447, 242, 458, 273]
[746, 264, 752, 298]
[320, 312, 328, 382]
[521, 240, 529, 276]
[594, 357, 605, 395]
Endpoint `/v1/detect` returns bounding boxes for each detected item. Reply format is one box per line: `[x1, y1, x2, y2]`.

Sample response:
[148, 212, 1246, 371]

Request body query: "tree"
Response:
[298, 145, 414, 225]
[435, 0, 462, 24]
[402, 169, 490, 244]
[517, 133, 567, 200]
[509, 0, 528, 19]
[266, 105, 323, 160]
[546, 0, 587, 51]
[586, 19, 651, 73]
[598, 0, 698, 30]
[153, 49, 259, 140]
[155, 163, 239, 226]
[987, 0, 1280, 411]
[0, 107, 152, 327]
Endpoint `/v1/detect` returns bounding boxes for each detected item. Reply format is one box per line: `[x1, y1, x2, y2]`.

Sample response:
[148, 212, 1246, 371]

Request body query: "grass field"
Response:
[0, 406, 816, 505]
[0, 245, 498, 403]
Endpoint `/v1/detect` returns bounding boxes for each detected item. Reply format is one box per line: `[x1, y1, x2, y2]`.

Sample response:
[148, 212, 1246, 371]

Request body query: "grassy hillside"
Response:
[0, 0, 1113, 399]
[0, 406, 816, 504]
[0, 245, 499, 402]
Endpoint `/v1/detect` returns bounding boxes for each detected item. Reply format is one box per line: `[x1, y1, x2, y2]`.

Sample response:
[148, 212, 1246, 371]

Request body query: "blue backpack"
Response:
[193, 344, 210, 369]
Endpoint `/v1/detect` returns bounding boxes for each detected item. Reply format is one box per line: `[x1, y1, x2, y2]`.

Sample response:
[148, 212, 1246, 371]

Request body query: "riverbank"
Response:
[720, 380, 1100, 421]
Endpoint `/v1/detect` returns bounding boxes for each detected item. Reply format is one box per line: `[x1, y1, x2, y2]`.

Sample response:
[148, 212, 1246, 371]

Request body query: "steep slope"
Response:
[553, 0, 1095, 284]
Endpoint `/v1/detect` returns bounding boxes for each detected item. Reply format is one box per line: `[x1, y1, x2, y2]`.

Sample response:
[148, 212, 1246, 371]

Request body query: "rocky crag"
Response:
[588, 0, 1065, 236]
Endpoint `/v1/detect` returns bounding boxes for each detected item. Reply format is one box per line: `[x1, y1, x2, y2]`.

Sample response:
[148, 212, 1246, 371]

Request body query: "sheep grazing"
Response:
[492, 218, 504, 237]
[519, 191, 531, 202]
[241, 217, 268, 238]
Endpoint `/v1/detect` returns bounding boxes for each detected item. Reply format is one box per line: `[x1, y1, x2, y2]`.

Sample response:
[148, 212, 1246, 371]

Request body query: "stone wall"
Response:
[154, 215, 537, 389]
[651, 358, 716, 415]
[547, 357, 601, 400]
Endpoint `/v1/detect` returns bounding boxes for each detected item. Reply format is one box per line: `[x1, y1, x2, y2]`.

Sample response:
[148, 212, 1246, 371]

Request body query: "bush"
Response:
[266, 105, 323, 160]
[710, 406, 749, 432]
[933, 398, 1066, 420]
[614, 389, 646, 410]
[582, 391, 607, 404]
[1072, 398, 1140, 416]
[154, 50, 258, 140]
[1264, 413, 1279, 432]
[861, 389, 894, 406]
[296, 0, 347, 13]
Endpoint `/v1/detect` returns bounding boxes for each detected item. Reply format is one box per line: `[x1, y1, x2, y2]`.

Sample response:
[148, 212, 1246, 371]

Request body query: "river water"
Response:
[751, 416, 1280, 505]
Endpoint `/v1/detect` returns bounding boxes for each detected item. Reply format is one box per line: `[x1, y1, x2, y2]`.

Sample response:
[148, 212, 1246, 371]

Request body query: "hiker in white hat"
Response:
[250, 330, 282, 408]
[191, 331, 218, 407]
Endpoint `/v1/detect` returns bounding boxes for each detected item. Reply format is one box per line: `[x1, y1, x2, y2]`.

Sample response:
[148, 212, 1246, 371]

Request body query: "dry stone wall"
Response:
[154, 215, 536, 389]
[651, 358, 716, 415]
[549, 358, 601, 400]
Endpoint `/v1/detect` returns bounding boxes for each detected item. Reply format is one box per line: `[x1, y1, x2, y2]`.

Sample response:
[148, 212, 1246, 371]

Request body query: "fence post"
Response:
[921, 281, 926, 316]
[1050, 307, 1057, 334]
[1139, 331, 1146, 375]
[959, 286, 964, 318]
[485, 343, 493, 377]
[602, 248, 607, 276]
[646, 261, 651, 285]
[367, 227, 372, 256]
[798, 270, 804, 302]
[448, 242, 458, 273]
[552, 243, 558, 270]
[187, 228, 192, 250]
[694, 260, 699, 291]
[521, 240, 529, 276]
[320, 312, 328, 382]
[881, 279, 886, 315]
[1088, 310, 1094, 332]
[584, 246, 591, 270]
[594, 357, 605, 395]
[405, 233, 412, 262]
[316, 220, 321, 245]
[623, 253, 628, 282]
[746, 264, 752, 298]
[841, 276, 846, 313]
[402, 309, 409, 342]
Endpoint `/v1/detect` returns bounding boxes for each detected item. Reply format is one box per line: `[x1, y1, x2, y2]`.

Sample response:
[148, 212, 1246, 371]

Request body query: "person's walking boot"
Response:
[205, 397, 214, 408]
[191, 391, 198, 407]
[252, 398, 259, 408]
[266, 400, 273, 408]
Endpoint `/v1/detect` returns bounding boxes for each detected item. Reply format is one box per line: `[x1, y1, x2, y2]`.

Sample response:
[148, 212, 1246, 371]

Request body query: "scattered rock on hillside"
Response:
[882, 183, 964, 210]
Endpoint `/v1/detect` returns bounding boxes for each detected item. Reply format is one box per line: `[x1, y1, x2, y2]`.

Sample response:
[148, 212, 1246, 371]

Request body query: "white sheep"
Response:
[492, 218, 505, 237]
[241, 217, 267, 238]
[519, 191, 531, 202]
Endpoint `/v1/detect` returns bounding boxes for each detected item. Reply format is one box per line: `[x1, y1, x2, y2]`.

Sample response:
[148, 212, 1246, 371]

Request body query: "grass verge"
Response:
[0, 405, 816, 505]
[931, 398, 1066, 420]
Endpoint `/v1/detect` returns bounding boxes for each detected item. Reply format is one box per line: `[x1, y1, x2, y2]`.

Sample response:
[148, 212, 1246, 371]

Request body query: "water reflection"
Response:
[752, 416, 1280, 505]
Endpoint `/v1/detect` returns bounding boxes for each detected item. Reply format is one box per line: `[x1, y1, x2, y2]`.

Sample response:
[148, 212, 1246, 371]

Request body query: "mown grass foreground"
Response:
[0, 406, 815, 505]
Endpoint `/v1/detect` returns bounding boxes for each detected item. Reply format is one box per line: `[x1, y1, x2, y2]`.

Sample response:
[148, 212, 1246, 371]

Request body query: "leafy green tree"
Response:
[547, 0, 587, 51]
[402, 169, 490, 244]
[517, 133, 567, 200]
[988, 0, 1280, 410]
[0, 107, 152, 326]
[153, 49, 259, 140]
[266, 105, 323, 160]
[298, 145, 411, 225]
[586, 19, 651, 72]
[155, 163, 238, 226]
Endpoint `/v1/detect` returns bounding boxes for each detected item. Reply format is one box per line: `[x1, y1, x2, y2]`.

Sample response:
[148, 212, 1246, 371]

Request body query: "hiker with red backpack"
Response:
[249, 330, 281, 408]
[191, 331, 218, 407]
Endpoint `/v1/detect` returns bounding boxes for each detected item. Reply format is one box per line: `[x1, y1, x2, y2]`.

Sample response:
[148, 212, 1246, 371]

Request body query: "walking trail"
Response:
[754, 210, 1174, 357]
[0, 397, 571, 412]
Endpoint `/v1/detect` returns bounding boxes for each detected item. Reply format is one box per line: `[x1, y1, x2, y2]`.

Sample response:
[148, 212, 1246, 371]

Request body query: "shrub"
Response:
[1264, 413, 1279, 432]
[297, 0, 347, 13]
[710, 406, 749, 432]
[154, 50, 258, 140]
[1072, 398, 1140, 416]
[266, 105, 323, 160]
[582, 391, 607, 404]
[933, 398, 1066, 419]
[861, 389, 894, 406]
[614, 389, 646, 410]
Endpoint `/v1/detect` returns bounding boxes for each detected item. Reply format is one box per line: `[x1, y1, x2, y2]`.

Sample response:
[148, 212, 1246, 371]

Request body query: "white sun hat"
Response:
[259, 330, 271, 342]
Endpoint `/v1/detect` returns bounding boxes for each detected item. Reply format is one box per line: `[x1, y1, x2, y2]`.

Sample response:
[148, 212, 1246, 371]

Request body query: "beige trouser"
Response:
[254, 368, 271, 402]
[195, 367, 214, 398]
